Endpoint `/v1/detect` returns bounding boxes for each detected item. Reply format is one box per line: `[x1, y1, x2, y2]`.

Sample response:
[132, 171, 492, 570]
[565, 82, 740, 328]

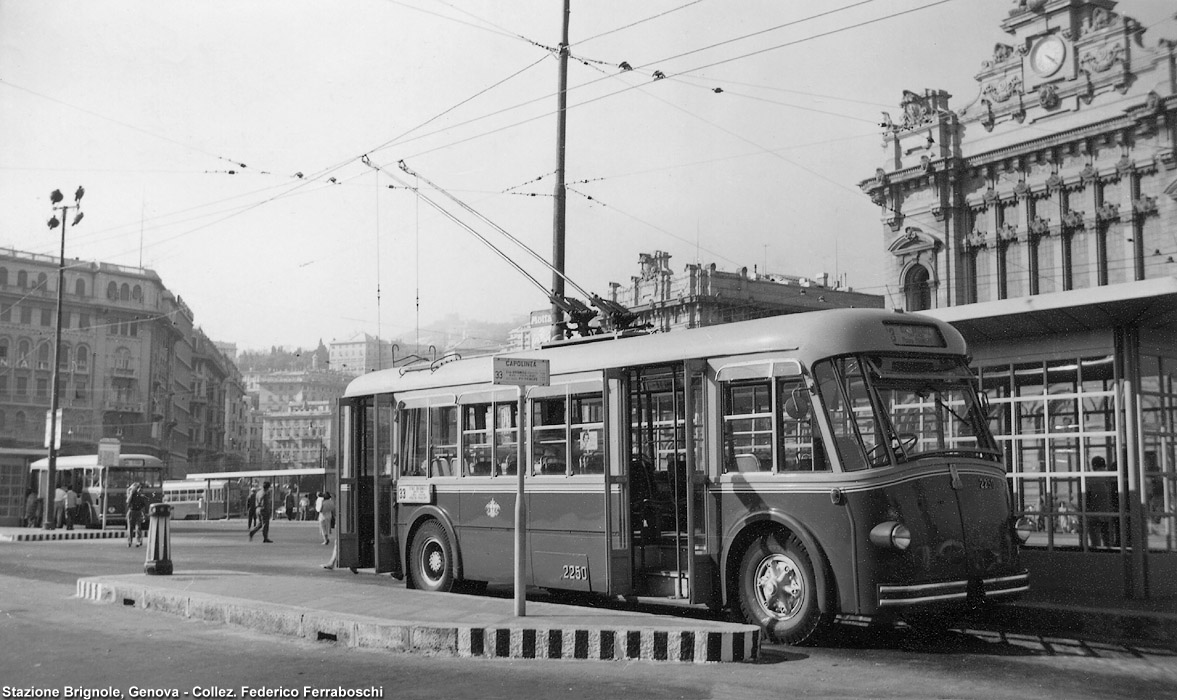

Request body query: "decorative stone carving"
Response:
[1096, 202, 1121, 222]
[983, 76, 1023, 104]
[997, 224, 1019, 244]
[1013, 180, 1031, 198]
[1061, 210, 1086, 230]
[1028, 217, 1052, 240]
[885, 211, 904, 232]
[1116, 156, 1135, 176]
[1037, 84, 1060, 110]
[1158, 150, 1177, 171]
[963, 231, 989, 251]
[983, 187, 1001, 204]
[900, 90, 934, 130]
[1045, 171, 1064, 191]
[982, 43, 1016, 69]
[1080, 164, 1099, 184]
[1132, 196, 1158, 217]
[1080, 43, 1125, 74]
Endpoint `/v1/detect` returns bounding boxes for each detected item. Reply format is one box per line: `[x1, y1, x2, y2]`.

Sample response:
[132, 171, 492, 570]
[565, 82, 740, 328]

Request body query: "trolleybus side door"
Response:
[337, 398, 375, 570]
[372, 394, 400, 576]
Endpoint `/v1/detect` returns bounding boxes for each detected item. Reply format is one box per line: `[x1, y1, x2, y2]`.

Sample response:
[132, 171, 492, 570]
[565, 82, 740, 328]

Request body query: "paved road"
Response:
[2, 520, 1176, 700]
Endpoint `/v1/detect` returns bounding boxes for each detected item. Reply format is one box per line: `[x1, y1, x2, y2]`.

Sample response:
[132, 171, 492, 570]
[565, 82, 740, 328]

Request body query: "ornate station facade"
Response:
[861, 0, 1177, 598]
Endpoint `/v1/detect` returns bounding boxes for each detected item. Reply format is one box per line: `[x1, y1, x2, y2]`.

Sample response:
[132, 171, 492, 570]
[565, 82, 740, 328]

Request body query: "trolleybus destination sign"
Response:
[492, 357, 550, 387]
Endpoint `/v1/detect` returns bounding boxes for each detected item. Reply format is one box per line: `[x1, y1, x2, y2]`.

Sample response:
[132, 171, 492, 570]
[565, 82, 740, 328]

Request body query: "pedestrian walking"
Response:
[246, 487, 257, 530]
[249, 481, 274, 542]
[63, 485, 78, 530]
[53, 483, 68, 529]
[316, 491, 335, 546]
[285, 490, 296, 521]
[126, 483, 147, 547]
[298, 493, 310, 521]
[24, 488, 39, 528]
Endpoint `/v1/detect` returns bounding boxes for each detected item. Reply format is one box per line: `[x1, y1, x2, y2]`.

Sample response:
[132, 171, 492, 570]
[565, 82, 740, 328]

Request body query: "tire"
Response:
[738, 533, 831, 645]
[410, 521, 454, 593]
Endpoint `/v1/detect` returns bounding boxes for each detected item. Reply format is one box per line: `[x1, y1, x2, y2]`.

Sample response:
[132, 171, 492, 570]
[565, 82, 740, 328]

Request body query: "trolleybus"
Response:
[163, 479, 248, 520]
[30, 454, 165, 529]
[334, 308, 1030, 643]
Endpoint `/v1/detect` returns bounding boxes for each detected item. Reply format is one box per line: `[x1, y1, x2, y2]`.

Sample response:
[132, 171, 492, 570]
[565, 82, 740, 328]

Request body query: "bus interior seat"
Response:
[468, 461, 492, 476]
[734, 454, 762, 473]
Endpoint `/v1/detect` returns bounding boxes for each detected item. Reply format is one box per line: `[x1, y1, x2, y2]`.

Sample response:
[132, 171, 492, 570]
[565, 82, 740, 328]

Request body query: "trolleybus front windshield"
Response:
[815, 354, 998, 470]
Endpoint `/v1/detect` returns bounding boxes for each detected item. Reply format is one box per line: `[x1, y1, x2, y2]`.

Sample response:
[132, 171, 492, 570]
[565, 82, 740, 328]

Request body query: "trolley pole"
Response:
[550, 0, 570, 342]
[43, 187, 84, 530]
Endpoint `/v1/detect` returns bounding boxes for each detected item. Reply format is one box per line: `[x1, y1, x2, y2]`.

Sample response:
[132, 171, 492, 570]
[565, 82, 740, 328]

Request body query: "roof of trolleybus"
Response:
[344, 308, 968, 398]
[30, 454, 165, 470]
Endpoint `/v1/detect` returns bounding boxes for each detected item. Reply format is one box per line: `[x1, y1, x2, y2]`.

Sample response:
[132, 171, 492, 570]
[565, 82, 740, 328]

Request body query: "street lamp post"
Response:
[42, 187, 84, 530]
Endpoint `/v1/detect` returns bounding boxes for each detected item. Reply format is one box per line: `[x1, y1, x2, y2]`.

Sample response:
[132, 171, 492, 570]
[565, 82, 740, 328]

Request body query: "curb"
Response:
[2, 529, 126, 542]
[76, 577, 760, 663]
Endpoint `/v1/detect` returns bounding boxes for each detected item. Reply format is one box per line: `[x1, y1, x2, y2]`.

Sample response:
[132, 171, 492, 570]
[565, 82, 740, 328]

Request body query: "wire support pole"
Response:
[551, 0, 571, 342]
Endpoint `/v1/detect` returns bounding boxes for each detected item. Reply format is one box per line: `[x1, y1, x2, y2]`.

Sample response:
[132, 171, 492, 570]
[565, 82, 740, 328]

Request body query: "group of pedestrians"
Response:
[242, 482, 336, 561]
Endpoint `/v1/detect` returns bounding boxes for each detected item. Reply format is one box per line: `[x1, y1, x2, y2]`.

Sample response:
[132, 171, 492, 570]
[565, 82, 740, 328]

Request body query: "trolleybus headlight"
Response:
[869, 521, 912, 551]
[1014, 516, 1034, 543]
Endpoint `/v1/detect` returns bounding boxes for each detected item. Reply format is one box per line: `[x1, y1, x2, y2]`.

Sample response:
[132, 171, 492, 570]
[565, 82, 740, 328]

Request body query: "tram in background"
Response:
[163, 479, 248, 520]
[334, 308, 1030, 644]
[30, 454, 164, 529]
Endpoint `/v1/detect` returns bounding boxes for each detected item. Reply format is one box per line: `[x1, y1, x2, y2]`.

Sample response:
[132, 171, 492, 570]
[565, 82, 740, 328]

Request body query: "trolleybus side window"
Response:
[723, 382, 771, 472]
[400, 407, 428, 477]
[463, 403, 492, 475]
[429, 406, 457, 477]
[571, 394, 604, 474]
[495, 402, 518, 475]
[532, 396, 567, 475]
[778, 377, 830, 472]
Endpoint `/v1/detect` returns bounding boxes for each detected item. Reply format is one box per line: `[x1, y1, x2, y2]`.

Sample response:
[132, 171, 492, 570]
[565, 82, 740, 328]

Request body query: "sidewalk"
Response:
[5, 526, 1175, 654]
[76, 570, 760, 663]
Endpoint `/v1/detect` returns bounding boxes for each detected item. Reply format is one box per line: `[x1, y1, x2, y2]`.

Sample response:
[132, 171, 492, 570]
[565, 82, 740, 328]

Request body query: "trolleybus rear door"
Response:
[337, 399, 375, 570]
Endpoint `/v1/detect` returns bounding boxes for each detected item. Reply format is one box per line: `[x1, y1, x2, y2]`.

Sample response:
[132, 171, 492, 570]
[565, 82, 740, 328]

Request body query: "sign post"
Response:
[492, 356, 550, 617]
[98, 438, 120, 530]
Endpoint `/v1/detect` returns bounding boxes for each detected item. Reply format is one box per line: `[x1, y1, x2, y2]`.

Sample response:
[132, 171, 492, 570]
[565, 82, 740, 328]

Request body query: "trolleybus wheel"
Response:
[411, 521, 454, 592]
[738, 533, 830, 645]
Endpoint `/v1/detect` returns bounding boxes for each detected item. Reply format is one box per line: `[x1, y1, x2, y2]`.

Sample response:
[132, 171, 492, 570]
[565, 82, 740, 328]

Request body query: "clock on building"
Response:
[1030, 34, 1066, 77]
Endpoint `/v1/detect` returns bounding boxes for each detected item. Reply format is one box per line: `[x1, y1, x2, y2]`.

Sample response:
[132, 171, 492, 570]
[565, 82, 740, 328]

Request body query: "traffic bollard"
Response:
[144, 502, 173, 575]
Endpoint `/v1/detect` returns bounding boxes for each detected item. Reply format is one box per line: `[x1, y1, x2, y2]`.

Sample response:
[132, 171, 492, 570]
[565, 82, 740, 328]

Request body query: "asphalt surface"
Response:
[3, 524, 1176, 659]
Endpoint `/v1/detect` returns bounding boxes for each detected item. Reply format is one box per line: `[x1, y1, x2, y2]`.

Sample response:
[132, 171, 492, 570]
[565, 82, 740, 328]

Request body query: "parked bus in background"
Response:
[163, 479, 248, 520]
[30, 454, 164, 529]
[334, 308, 1030, 644]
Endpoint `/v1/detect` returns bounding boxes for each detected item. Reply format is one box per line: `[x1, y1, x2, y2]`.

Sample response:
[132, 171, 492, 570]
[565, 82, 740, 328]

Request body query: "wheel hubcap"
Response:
[754, 553, 804, 620]
[422, 541, 444, 583]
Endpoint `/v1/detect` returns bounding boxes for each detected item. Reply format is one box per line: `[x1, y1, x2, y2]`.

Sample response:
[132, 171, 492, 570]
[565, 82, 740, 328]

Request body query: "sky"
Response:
[2, 0, 1175, 352]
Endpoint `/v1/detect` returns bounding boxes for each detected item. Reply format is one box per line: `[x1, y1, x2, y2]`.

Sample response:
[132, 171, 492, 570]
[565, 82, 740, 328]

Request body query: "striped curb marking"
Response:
[77, 578, 759, 663]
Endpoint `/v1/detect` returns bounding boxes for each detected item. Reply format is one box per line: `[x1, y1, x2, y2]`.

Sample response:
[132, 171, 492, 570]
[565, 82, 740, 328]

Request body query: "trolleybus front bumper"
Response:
[877, 571, 1029, 608]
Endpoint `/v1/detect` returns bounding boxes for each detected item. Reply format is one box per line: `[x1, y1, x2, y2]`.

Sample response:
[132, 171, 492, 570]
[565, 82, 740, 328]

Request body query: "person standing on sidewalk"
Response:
[63, 484, 78, 530]
[126, 483, 147, 547]
[24, 488, 39, 527]
[316, 491, 335, 546]
[249, 482, 274, 543]
[53, 483, 68, 528]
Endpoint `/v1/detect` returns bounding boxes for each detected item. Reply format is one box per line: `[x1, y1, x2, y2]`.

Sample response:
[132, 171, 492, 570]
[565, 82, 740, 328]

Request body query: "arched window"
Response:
[76, 345, 89, 371]
[119, 283, 130, 301]
[17, 271, 27, 289]
[904, 265, 932, 312]
[114, 346, 132, 370]
[107, 282, 118, 300]
[17, 339, 30, 365]
[58, 342, 70, 369]
[0, 268, 8, 287]
[132, 285, 142, 302]
[75, 279, 86, 297]
[36, 272, 47, 291]
[13, 411, 26, 434]
[0, 338, 8, 365]
[37, 343, 49, 368]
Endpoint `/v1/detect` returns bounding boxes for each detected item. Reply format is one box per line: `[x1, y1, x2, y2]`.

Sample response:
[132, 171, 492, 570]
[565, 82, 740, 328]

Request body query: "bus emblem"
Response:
[486, 498, 501, 518]
[979, 477, 996, 490]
